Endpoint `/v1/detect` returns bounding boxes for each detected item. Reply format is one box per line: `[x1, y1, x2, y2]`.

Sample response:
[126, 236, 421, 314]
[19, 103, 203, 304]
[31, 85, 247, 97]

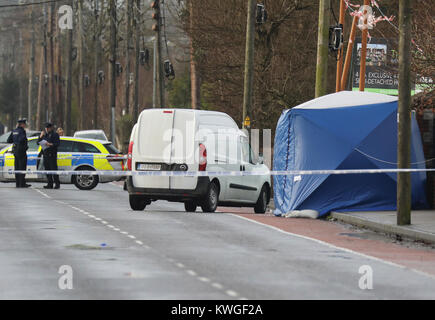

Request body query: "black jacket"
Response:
[7, 127, 28, 156]
[38, 131, 60, 157]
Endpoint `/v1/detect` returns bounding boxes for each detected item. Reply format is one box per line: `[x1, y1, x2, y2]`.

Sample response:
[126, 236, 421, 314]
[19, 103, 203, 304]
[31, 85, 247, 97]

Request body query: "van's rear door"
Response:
[170, 110, 196, 190]
[133, 109, 175, 189]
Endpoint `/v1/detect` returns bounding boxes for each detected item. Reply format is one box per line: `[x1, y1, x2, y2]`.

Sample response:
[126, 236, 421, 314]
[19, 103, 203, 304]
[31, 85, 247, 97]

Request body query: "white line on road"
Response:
[198, 277, 210, 283]
[211, 282, 223, 289]
[225, 290, 239, 297]
[186, 270, 197, 276]
[30, 187, 249, 299]
[228, 213, 435, 281]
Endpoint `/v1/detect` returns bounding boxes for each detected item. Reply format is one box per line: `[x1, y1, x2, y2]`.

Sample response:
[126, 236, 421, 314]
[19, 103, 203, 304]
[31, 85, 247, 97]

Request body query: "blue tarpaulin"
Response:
[273, 91, 428, 217]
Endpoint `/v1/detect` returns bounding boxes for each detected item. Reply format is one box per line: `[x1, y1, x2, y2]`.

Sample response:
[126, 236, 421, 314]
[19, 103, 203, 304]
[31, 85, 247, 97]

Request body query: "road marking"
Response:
[228, 213, 435, 281]
[211, 282, 223, 289]
[30, 188, 248, 298]
[186, 270, 197, 276]
[198, 277, 210, 282]
[33, 189, 51, 199]
[225, 290, 239, 297]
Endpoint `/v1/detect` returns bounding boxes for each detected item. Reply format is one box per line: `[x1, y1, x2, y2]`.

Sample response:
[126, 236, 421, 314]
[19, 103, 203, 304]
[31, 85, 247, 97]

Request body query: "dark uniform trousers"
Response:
[14, 152, 27, 187]
[7, 126, 29, 188]
[43, 154, 60, 186]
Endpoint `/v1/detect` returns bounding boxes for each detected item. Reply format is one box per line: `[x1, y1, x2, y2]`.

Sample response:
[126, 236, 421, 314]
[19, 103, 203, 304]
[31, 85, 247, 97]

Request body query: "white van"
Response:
[126, 109, 270, 213]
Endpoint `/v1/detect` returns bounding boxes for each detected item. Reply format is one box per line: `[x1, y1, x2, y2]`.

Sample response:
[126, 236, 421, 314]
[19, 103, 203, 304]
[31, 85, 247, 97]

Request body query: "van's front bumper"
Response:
[126, 176, 210, 202]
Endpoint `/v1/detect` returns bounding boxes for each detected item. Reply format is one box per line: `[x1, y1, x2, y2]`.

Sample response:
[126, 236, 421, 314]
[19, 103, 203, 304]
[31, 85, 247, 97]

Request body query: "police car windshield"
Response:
[0, 132, 9, 143]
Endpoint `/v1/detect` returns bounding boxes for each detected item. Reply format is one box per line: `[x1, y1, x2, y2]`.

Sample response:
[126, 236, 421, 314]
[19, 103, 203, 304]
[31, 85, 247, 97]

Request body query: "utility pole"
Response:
[93, 0, 101, 129]
[56, 32, 63, 128]
[65, 1, 73, 136]
[157, 1, 165, 108]
[341, 15, 358, 90]
[190, 0, 200, 109]
[133, 0, 141, 120]
[125, 0, 133, 115]
[78, 0, 85, 130]
[48, 1, 56, 122]
[28, 3, 36, 129]
[335, 0, 345, 92]
[109, 0, 117, 142]
[315, 0, 330, 98]
[152, 36, 157, 108]
[242, 0, 256, 129]
[151, 0, 165, 108]
[43, 4, 48, 124]
[36, 4, 49, 129]
[359, 0, 370, 91]
[397, 0, 412, 226]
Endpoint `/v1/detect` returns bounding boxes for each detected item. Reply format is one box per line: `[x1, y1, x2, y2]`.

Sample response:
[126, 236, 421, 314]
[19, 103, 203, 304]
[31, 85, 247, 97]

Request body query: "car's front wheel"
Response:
[201, 181, 219, 213]
[72, 167, 99, 190]
[129, 195, 147, 211]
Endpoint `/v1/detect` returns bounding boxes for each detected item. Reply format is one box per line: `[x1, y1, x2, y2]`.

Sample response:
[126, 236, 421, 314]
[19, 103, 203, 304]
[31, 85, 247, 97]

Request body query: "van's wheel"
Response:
[72, 167, 99, 190]
[129, 195, 147, 211]
[184, 202, 197, 212]
[254, 185, 269, 214]
[201, 181, 219, 213]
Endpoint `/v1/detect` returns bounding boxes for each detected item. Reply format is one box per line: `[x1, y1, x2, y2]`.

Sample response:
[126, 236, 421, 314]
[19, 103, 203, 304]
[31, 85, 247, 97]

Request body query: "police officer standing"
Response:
[7, 119, 31, 188]
[38, 123, 60, 189]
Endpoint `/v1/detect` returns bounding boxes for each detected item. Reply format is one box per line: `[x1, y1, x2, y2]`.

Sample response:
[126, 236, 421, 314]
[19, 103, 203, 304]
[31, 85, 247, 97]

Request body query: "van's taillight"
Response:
[127, 141, 134, 170]
[199, 143, 207, 171]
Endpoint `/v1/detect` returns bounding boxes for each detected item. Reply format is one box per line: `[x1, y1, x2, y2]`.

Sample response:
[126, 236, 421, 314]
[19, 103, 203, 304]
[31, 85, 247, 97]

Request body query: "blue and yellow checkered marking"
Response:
[0, 138, 117, 173]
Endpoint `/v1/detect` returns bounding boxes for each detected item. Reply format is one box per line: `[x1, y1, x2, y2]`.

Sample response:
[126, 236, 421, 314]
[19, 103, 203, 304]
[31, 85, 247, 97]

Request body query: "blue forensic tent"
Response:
[273, 91, 428, 217]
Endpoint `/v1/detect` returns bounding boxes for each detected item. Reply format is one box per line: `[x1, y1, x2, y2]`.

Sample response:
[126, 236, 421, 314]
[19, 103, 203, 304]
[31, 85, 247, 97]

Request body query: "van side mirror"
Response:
[257, 153, 264, 165]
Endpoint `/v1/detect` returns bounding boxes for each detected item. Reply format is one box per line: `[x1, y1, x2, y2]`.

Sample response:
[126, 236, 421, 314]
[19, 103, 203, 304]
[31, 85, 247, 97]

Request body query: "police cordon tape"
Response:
[23, 155, 128, 160]
[5, 168, 435, 177]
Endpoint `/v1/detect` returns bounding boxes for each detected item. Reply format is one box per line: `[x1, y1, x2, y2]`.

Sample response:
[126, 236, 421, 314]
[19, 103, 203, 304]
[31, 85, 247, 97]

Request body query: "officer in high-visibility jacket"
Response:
[7, 119, 30, 188]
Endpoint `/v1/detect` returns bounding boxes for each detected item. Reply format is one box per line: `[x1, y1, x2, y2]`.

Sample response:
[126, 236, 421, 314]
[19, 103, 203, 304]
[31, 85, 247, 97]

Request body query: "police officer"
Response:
[7, 119, 31, 188]
[38, 123, 60, 189]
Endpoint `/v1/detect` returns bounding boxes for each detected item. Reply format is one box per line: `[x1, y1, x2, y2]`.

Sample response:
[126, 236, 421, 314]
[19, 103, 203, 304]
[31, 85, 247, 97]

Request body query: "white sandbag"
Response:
[283, 209, 319, 219]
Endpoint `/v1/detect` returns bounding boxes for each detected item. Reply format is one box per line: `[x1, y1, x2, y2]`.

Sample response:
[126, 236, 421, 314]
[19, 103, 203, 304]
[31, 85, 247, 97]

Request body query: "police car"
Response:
[0, 136, 125, 190]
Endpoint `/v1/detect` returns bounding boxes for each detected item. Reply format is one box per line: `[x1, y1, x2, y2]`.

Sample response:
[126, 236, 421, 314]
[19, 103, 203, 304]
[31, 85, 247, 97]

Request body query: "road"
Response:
[0, 182, 435, 299]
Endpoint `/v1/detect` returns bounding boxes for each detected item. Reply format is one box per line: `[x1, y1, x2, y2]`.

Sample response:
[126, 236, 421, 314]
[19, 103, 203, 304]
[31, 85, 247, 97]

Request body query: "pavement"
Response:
[330, 211, 435, 244]
[1, 182, 435, 299]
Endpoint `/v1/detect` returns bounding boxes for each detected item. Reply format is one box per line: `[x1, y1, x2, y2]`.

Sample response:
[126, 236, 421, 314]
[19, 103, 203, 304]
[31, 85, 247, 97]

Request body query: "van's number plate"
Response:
[137, 163, 162, 171]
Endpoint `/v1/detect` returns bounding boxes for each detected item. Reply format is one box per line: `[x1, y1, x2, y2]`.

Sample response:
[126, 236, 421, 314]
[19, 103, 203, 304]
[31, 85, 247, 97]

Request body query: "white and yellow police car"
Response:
[0, 136, 125, 190]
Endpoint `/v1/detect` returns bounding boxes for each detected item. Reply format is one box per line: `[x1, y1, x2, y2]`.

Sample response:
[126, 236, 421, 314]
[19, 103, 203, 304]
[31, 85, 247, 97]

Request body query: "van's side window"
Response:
[240, 137, 256, 164]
